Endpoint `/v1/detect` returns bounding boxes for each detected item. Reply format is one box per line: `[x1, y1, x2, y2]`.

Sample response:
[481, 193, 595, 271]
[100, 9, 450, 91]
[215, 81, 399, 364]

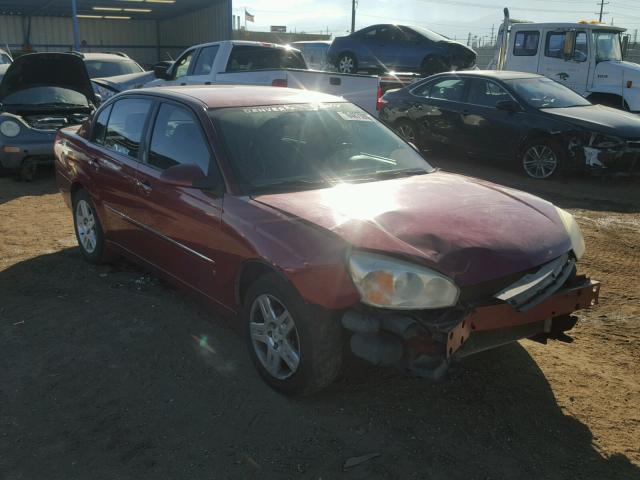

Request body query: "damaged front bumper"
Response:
[342, 275, 600, 379]
[571, 135, 640, 175]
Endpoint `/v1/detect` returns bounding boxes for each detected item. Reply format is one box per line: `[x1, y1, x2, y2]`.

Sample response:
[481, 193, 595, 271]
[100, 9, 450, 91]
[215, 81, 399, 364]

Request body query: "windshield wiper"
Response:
[253, 178, 331, 192]
[347, 168, 428, 183]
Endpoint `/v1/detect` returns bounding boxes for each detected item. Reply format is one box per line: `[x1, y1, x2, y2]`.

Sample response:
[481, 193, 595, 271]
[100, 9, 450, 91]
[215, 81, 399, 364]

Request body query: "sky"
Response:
[231, 0, 640, 42]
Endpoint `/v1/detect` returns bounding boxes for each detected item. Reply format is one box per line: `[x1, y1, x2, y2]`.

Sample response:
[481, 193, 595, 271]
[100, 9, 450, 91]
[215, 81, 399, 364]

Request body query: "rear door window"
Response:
[513, 31, 540, 56]
[429, 78, 467, 102]
[103, 98, 153, 159]
[226, 45, 306, 72]
[148, 103, 211, 174]
[192, 45, 219, 76]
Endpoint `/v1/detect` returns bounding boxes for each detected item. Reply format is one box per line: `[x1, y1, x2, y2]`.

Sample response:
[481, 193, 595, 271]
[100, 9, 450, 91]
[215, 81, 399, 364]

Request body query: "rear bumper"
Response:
[342, 276, 600, 377]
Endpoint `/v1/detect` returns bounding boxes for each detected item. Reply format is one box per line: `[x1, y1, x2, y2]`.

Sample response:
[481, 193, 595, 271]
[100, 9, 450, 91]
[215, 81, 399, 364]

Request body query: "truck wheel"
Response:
[244, 273, 342, 396]
[18, 158, 37, 182]
[337, 53, 357, 74]
[420, 56, 449, 76]
[72, 189, 108, 264]
[520, 139, 564, 180]
[394, 119, 422, 149]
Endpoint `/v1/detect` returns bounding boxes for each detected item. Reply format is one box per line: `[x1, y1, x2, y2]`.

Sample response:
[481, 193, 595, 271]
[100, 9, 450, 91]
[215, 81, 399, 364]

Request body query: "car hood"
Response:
[541, 104, 640, 138]
[253, 172, 572, 287]
[0, 53, 96, 105]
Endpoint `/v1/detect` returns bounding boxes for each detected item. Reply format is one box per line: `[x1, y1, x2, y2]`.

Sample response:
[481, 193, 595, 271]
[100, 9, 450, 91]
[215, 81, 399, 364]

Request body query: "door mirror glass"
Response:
[159, 163, 206, 187]
[496, 99, 521, 112]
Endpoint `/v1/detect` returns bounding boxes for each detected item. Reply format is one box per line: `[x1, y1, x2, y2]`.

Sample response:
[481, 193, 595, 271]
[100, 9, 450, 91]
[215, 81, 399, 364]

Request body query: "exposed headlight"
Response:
[93, 83, 116, 102]
[0, 120, 21, 137]
[590, 133, 624, 149]
[348, 251, 460, 309]
[555, 207, 585, 260]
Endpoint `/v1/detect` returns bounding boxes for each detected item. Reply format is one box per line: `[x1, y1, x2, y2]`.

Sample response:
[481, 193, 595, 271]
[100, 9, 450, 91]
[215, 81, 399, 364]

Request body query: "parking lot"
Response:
[1, 159, 638, 479]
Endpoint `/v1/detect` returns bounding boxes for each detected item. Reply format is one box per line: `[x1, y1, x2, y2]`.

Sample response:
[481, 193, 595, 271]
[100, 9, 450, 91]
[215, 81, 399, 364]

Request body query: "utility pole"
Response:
[490, 24, 495, 45]
[596, 0, 609, 22]
[351, 0, 357, 33]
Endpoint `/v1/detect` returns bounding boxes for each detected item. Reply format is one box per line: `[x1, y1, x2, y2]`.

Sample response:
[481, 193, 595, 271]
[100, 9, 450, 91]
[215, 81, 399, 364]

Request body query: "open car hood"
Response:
[0, 53, 96, 105]
[253, 172, 572, 287]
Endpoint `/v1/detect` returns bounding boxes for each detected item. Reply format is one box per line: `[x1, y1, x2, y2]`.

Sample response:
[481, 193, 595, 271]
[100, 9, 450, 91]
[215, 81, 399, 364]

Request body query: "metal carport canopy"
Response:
[0, 0, 220, 20]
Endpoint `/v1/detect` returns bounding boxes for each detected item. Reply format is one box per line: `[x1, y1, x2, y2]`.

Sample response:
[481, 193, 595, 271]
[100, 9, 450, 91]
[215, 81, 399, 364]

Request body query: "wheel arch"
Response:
[235, 259, 297, 309]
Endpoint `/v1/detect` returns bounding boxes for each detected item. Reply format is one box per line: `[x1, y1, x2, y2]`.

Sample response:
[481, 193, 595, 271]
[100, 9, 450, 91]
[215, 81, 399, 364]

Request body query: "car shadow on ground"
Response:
[2, 249, 638, 479]
[0, 166, 58, 205]
[427, 152, 640, 213]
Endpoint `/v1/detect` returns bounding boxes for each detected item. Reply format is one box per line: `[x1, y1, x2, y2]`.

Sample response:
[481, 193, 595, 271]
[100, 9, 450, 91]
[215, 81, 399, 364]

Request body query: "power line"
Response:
[412, 0, 596, 15]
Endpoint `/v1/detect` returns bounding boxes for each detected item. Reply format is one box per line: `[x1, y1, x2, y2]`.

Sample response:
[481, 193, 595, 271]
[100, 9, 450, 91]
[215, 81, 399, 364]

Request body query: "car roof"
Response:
[122, 85, 347, 108]
[432, 70, 544, 80]
[82, 52, 134, 61]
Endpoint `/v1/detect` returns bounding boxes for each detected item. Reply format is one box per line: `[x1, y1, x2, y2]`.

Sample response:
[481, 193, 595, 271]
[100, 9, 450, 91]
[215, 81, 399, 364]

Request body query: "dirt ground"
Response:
[1, 160, 639, 480]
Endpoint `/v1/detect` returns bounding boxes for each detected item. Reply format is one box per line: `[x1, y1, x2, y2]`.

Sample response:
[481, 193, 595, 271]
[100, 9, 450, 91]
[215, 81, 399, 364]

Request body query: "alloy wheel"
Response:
[75, 199, 97, 253]
[523, 144, 558, 179]
[395, 124, 416, 144]
[338, 56, 354, 73]
[249, 294, 301, 380]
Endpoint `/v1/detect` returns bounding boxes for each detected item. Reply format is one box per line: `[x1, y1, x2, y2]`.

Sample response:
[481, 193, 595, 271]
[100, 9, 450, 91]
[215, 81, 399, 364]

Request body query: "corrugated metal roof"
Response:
[0, 0, 228, 21]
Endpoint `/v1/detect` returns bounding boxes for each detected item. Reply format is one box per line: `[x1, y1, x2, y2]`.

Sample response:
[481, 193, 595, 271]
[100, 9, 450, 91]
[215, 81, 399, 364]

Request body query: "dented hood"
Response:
[253, 172, 572, 286]
[0, 53, 96, 104]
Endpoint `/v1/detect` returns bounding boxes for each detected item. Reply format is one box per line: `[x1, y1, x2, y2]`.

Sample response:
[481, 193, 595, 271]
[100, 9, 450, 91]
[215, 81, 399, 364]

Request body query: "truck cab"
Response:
[491, 20, 640, 112]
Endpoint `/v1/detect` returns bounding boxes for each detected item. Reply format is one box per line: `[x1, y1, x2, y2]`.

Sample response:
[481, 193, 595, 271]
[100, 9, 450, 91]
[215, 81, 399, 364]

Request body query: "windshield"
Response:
[410, 26, 450, 42]
[209, 103, 434, 194]
[593, 30, 623, 62]
[505, 77, 591, 109]
[1, 86, 89, 106]
[84, 59, 143, 78]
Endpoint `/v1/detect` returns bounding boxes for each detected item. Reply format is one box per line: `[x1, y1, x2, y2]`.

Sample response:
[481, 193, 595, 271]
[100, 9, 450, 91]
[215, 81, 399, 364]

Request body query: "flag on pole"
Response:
[245, 9, 255, 22]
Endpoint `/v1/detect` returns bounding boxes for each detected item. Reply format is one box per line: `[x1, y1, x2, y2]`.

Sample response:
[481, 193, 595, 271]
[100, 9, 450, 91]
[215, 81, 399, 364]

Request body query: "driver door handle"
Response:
[136, 178, 152, 193]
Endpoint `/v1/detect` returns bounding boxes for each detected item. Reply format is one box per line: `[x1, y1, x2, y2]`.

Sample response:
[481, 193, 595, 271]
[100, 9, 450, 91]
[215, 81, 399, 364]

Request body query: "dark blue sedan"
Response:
[327, 24, 476, 75]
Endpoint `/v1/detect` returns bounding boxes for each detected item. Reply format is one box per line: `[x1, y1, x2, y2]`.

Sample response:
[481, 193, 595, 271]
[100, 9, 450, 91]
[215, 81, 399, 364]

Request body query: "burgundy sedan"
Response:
[55, 85, 600, 395]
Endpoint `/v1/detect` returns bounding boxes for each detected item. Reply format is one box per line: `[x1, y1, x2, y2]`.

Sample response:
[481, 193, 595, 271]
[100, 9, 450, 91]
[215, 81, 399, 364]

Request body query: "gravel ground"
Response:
[1, 160, 639, 480]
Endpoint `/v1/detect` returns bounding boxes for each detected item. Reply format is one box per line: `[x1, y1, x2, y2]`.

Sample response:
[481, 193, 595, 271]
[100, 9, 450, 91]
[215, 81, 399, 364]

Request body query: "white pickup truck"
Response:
[489, 9, 640, 112]
[139, 40, 381, 115]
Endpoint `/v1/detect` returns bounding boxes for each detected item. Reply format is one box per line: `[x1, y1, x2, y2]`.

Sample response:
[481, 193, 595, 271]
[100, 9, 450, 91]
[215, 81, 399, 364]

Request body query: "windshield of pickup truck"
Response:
[210, 102, 433, 194]
[593, 30, 623, 62]
[505, 77, 591, 109]
[226, 45, 307, 72]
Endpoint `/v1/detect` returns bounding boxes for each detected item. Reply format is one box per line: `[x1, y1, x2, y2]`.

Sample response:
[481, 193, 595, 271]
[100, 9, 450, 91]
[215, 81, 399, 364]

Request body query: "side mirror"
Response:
[563, 31, 576, 60]
[153, 62, 172, 80]
[622, 34, 630, 60]
[496, 99, 521, 112]
[160, 163, 207, 187]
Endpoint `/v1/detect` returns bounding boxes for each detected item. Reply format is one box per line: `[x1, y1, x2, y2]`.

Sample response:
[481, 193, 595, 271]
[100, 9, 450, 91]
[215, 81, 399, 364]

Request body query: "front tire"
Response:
[336, 53, 357, 74]
[520, 139, 564, 180]
[72, 189, 108, 263]
[244, 273, 342, 396]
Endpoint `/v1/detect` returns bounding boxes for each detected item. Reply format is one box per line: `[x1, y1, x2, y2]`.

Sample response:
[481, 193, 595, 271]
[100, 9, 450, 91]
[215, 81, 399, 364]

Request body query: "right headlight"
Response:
[0, 120, 21, 137]
[348, 251, 460, 310]
[555, 207, 586, 260]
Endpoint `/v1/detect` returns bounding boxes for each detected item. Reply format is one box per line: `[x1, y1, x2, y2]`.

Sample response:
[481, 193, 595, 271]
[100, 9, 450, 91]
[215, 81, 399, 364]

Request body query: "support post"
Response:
[71, 0, 80, 51]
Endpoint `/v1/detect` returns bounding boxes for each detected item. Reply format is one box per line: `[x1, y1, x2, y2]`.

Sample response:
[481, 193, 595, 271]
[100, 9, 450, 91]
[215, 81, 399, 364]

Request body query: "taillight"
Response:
[272, 79, 288, 87]
[376, 85, 387, 111]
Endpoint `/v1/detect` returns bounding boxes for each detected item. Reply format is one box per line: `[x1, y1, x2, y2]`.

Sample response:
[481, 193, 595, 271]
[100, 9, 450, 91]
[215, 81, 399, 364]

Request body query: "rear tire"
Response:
[244, 273, 343, 396]
[18, 158, 37, 182]
[336, 53, 357, 74]
[393, 119, 422, 149]
[519, 138, 564, 180]
[72, 189, 109, 264]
